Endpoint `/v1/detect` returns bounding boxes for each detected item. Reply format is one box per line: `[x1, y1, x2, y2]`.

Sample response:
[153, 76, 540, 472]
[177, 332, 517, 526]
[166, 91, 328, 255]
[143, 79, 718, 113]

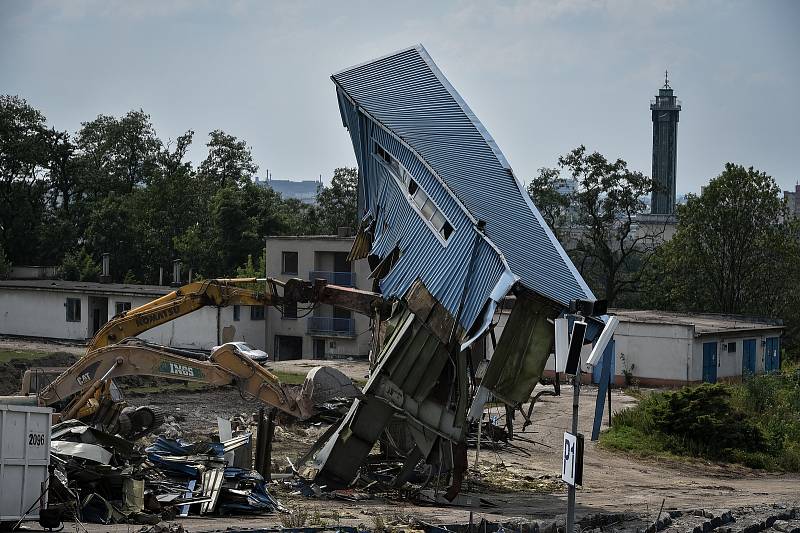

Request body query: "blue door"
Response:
[592, 340, 615, 384]
[765, 337, 780, 372]
[702, 342, 718, 383]
[742, 339, 756, 375]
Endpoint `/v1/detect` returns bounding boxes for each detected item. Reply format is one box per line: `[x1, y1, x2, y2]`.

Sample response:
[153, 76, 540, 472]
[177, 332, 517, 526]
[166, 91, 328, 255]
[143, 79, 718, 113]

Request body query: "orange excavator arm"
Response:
[89, 278, 275, 351]
[88, 277, 387, 352]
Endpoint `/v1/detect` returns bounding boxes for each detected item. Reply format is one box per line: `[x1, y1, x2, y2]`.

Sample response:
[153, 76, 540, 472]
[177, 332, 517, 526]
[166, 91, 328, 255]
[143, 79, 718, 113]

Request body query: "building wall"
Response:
[538, 317, 783, 386]
[691, 332, 779, 382]
[339, 94, 508, 331]
[264, 236, 372, 360]
[613, 322, 693, 384]
[0, 289, 89, 339]
[0, 288, 268, 351]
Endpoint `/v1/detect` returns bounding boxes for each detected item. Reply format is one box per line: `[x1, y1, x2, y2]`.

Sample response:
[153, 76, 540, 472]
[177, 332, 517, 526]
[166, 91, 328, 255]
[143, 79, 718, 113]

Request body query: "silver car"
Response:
[211, 342, 269, 363]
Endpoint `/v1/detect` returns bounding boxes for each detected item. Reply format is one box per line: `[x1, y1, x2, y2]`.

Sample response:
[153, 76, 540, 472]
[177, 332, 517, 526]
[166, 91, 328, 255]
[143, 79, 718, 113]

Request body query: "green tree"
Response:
[59, 248, 101, 281]
[316, 167, 357, 234]
[547, 146, 659, 305]
[279, 197, 321, 235]
[198, 130, 258, 189]
[527, 167, 572, 235]
[644, 164, 800, 323]
[0, 95, 53, 264]
[75, 110, 162, 197]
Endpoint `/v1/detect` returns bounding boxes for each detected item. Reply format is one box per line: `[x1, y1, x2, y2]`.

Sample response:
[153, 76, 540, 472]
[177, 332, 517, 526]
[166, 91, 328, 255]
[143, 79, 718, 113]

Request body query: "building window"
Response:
[283, 301, 297, 320]
[233, 305, 241, 321]
[250, 306, 265, 321]
[373, 140, 455, 244]
[728, 342, 736, 353]
[282, 251, 298, 275]
[66, 298, 81, 322]
[115, 301, 131, 315]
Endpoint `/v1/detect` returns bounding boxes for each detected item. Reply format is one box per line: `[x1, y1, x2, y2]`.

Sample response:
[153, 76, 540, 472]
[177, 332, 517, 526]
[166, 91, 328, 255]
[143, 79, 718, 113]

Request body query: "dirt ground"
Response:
[125, 375, 800, 529]
[0, 336, 86, 355]
[5, 339, 798, 531]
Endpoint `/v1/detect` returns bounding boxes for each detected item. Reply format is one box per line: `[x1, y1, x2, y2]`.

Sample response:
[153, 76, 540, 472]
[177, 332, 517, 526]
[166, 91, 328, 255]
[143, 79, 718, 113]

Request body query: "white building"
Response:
[0, 279, 266, 351]
[264, 235, 372, 361]
[605, 310, 783, 385]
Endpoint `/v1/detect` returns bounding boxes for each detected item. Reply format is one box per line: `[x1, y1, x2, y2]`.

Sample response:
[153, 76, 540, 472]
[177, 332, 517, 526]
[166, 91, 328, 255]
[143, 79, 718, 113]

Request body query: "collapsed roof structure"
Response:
[305, 44, 597, 496]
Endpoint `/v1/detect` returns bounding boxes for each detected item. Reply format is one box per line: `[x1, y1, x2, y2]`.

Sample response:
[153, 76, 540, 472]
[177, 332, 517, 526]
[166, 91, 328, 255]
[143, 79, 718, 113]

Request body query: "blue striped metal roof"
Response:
[332, 44, 593, 313]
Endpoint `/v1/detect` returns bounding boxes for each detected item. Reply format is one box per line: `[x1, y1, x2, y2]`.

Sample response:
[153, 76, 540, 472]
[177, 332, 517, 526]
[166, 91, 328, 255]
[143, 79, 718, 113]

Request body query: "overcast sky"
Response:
[2, 0, 798, 193]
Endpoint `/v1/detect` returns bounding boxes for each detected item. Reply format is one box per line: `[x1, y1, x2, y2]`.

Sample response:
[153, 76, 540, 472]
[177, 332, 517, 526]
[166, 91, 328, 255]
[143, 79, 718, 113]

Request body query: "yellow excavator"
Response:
[17, 277, 386, 434]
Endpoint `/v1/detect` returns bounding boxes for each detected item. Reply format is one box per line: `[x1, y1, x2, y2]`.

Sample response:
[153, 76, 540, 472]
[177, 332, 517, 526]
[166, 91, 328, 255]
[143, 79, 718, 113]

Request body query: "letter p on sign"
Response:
[562, 432, 583, 486]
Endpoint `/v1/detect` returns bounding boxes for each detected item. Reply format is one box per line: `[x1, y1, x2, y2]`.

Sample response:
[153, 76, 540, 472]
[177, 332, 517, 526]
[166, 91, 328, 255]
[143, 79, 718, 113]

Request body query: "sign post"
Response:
[561, 298, 605, 533]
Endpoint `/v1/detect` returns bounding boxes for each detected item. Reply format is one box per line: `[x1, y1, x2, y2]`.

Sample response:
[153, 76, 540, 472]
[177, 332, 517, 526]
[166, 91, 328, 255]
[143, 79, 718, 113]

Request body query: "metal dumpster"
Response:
[0, 404, 51, 523]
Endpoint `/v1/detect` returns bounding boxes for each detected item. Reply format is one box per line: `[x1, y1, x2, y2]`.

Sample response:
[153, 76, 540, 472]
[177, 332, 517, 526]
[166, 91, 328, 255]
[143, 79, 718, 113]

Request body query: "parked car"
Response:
[211, 342, 269, 363]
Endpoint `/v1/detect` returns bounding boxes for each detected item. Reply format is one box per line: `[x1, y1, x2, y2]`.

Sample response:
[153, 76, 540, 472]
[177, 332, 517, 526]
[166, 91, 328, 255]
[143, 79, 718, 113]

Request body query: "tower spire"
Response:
[664, 69, 670, 89]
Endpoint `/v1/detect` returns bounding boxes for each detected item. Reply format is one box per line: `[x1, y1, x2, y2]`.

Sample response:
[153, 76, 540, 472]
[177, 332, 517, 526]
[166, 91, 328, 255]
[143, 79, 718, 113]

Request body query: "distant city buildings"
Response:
[255, 175, 321, 204]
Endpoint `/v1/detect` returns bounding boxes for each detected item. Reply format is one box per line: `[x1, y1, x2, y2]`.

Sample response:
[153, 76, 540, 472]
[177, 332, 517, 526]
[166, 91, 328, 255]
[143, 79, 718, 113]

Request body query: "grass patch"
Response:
[600, 367, 800, 471]
[0, 349, 52, 363]
[268, 369, 311, 385]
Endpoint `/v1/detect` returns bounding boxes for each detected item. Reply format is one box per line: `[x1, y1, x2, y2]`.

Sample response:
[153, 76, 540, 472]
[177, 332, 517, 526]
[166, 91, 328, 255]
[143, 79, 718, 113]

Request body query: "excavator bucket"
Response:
[299, 366, 363, 410]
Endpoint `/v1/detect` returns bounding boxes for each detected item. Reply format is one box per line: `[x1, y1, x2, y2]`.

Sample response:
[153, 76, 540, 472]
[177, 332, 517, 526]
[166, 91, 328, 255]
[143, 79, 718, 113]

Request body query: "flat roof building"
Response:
[0, 279, 266, 351]
[607, 309, 783, 385]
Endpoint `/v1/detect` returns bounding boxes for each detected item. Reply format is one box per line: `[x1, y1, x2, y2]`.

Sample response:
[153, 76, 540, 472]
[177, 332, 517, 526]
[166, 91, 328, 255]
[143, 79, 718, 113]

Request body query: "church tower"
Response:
[650, 72, 681, 214]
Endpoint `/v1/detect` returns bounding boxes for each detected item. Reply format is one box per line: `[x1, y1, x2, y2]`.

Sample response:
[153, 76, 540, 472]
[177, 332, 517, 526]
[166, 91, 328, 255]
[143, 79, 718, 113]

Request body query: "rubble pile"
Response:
[47, 418, 282, 525]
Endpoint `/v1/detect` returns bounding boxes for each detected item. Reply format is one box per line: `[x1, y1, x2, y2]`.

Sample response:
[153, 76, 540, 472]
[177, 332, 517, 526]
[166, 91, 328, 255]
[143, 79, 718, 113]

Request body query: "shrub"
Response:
[604, 373, 800, 471]
[60, 248, 101, 282]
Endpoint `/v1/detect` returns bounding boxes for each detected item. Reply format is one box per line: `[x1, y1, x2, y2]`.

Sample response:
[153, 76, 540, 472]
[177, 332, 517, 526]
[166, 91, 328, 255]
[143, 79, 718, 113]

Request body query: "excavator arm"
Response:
[40, 339, 309, 421]
[22, 276, 385, 424]
[90, 278, 278, 351]
[89, 277, 388, 351]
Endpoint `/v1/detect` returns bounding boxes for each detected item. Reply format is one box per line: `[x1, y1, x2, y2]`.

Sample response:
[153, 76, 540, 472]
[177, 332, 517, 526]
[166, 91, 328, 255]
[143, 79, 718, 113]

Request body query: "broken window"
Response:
[66, 298, 81, 322]
[233, 305, 241, 321]
[115, 301, 131, 315]
[373, 138, 456, 243]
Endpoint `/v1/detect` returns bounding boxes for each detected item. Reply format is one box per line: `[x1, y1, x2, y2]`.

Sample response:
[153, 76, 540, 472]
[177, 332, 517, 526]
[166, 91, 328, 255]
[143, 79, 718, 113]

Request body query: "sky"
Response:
[2, 0, 798, 194]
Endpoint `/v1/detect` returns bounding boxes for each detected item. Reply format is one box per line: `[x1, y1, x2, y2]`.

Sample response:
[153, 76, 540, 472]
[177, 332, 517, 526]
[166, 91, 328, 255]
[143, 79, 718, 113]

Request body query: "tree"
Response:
[527, 167, 572, 235]
[198, 130, 258, 189]
[645, 164, 800, 315]
[316, 167, 358, 234]
[0, 95, 52, 264]
[75, 110, 162, 197]
[59, 248, 101, 282]
[534, 146, 659, 305]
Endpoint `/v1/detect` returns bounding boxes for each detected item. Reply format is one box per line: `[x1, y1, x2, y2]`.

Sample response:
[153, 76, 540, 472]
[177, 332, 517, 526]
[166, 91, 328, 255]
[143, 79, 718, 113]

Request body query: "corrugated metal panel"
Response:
[332, 45, 593, 310]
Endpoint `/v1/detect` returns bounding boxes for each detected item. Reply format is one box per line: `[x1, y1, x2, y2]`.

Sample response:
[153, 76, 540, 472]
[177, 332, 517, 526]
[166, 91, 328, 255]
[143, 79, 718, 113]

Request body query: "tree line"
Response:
[2, 94, 797, 360]
[529, 147, 800, 362]
[0, 95, 357, 283]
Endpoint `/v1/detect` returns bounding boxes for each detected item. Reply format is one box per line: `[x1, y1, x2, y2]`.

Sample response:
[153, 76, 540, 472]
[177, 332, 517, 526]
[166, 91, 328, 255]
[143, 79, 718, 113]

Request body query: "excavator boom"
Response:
[90, 278, 274, 351]
[40, 340, 309, 420]
[88, 277, 387, 351]
[19, 276, 384, 424]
